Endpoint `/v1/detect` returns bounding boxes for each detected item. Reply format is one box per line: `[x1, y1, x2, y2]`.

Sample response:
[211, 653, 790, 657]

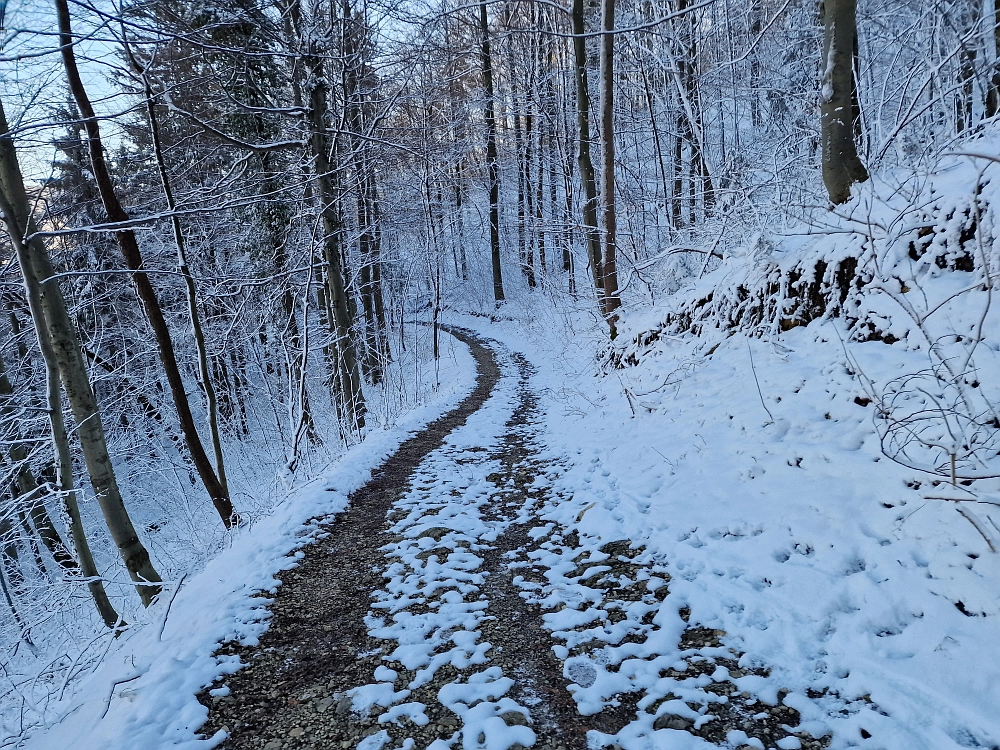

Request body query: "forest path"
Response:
[199, 330, 820, 750]
[199, 329, 592, 750]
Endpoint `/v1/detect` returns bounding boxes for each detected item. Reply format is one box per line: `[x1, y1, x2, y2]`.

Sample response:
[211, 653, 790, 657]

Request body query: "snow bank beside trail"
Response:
[452, 311, 1000, 750]
[20, 332, 478, 750]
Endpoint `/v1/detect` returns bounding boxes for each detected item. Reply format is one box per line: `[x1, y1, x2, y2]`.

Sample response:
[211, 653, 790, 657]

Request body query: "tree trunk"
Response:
[572, 0, 605, 307]
[135, 64, 231, 500]
[342, 0, 389, 384]
[599, 0, 621, 333]
[55, 0, 234, 525]
[820, 0, 869, 204]
[512, 86, 529, 283]
[1, 95, 158, 612]
[303, 48, 367, 432]
[479, 1, 505, 303]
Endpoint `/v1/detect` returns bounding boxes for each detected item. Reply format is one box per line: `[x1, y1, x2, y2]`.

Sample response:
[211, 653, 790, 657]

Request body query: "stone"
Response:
[263, 741, 283, 750]
[288, 727, 304, 738]
[315, 697, 334, 714]
[335, 697, 352, 716]
[653, 714, 693, 731]
[417, 527, 451, 541]
[500, 711, 529, 726]
[729, 669, 744, 679]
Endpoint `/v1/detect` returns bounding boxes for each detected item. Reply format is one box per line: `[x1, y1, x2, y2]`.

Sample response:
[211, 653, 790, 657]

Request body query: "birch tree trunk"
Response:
[55, 0, 235, 525]
[820, 0, 869, 204]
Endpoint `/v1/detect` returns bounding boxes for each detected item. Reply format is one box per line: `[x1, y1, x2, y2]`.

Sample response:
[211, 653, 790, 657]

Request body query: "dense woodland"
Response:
[1, 0, 999, 740]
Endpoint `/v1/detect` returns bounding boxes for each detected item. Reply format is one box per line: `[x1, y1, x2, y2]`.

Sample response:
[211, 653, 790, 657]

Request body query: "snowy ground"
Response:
[16, 301, 1000, 750]
[452, 306, 1000, 750]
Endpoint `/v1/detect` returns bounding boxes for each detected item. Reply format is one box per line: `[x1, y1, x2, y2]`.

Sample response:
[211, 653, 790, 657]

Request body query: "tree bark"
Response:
[0, 98, 144, 616]
[820, 0, 869, 204]
[572, 0, 605, 307]
[599, 0, 621, 333]
[479, 1, 505, 303]
[55, 0, 234, 525]
[303, 47, 367, 432]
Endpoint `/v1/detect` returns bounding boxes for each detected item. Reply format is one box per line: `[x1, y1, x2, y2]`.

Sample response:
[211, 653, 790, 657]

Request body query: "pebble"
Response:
[653, 714, 693, 731]
[501, 711, 529, 726]
[263, 741, 282, 750]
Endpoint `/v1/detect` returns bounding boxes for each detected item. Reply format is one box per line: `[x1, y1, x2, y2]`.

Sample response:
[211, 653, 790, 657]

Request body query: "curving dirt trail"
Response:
[199, 329, 822, 750]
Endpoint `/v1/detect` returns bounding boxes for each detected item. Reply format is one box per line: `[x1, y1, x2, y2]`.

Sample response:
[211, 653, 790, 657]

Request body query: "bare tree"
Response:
[55, 0, 235, 524]
[0, 97, 159, 612]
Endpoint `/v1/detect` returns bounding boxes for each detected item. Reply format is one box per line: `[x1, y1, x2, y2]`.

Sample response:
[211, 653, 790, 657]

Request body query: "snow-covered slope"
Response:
[462, 303, 999, 749]
[454, 143, 1000, 749]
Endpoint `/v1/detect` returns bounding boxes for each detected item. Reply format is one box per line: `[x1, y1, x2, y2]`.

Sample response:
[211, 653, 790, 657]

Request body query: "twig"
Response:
[746, 339, 774, 425]
[158, 574, 188, 642]
[955, 506, 998, 553]
[100, 674, 142, 720]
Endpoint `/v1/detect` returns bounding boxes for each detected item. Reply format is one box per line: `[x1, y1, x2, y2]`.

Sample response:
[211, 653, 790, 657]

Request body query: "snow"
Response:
[18, 335, 478, 750]
[448, 299, 1000, 749]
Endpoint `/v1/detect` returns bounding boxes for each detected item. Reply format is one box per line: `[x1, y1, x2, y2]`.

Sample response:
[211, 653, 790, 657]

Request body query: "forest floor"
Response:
[198, 330, 823, 750]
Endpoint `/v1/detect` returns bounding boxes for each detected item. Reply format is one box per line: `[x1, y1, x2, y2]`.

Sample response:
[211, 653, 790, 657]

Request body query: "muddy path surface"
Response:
[200, 330, 825, 750]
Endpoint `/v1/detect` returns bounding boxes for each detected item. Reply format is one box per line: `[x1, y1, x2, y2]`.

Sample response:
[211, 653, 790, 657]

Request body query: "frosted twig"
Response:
[746, 339, 774, 425]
